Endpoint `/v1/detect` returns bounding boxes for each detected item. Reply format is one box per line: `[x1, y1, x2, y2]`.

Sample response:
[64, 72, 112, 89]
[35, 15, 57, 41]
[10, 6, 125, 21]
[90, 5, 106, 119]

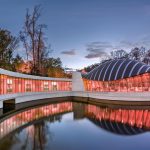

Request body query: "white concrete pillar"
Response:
[72, 72, 85, 91]
[0, 101, 3, 108]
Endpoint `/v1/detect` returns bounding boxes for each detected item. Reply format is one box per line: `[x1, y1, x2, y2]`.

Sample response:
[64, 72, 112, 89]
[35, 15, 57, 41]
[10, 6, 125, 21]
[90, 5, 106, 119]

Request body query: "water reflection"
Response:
[0, 102, 72, 139]
[0, 101, 150, 149]
[86, 104, 149, 135]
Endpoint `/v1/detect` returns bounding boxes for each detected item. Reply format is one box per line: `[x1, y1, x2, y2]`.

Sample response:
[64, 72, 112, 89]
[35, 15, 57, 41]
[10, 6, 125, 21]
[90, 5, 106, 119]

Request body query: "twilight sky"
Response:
[1, 0, 150, 69]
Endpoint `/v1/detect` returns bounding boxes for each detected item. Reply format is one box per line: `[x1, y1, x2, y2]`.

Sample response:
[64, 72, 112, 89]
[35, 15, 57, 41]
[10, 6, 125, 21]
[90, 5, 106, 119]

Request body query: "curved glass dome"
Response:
[89, 118, 145, 135]
[83, 59, 150, 81]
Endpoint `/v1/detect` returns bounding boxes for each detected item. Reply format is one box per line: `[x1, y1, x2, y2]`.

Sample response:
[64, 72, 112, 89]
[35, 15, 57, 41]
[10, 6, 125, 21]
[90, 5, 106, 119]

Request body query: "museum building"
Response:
[83, 59, 150, 92]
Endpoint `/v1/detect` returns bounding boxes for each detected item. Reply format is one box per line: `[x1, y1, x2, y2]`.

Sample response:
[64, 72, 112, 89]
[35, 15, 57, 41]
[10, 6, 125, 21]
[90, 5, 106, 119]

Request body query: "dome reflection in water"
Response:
[0, 101, 150, 150]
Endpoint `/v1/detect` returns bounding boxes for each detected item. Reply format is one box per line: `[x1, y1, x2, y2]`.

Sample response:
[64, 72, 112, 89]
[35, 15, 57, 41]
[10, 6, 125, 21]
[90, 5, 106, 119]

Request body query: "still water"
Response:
[0, 101, 150, 150]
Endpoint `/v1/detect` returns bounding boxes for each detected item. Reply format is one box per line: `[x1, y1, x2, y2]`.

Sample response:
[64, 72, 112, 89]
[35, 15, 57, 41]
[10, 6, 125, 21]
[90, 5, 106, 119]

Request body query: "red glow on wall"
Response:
[86, 104, 150, 129]
[83, 73, 150, 92]
[0, 75, 72, 95]
[0, 102, 72, 139]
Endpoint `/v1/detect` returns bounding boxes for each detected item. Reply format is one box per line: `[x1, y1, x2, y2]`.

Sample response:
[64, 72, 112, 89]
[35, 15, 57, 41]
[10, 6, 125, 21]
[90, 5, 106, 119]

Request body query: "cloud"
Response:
[113, 41, 136, 50]
[61, 49, 76, 55]
[85, 41, 112, 59]
[85, 52, 108, 59]
[118, 38, 150, 50]
[85, 37, 150, 59]
[119, 41, 135, 47]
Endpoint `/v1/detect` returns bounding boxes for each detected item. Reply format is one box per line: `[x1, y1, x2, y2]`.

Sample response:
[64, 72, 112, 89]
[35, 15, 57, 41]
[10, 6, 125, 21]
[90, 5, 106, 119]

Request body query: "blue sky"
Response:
[1, 0, 150, 69]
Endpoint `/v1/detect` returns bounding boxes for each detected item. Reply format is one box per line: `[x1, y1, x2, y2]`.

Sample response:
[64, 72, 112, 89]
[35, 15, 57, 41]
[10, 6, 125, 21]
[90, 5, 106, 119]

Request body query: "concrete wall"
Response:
[1, 70, 150, 109]
[1, 91, 150, 108]
[72, 72, 84, 91]
[0, 91, 72, 108]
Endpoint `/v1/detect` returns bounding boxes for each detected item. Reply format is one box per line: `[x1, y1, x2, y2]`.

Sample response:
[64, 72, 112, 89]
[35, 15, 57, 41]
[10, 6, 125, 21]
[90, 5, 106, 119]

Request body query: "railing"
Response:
[0, 68, 72, 95]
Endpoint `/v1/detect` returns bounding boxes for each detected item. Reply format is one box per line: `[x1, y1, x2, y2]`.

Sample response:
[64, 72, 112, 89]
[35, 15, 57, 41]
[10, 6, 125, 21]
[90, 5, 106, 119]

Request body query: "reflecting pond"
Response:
[0, 100, 150, 150]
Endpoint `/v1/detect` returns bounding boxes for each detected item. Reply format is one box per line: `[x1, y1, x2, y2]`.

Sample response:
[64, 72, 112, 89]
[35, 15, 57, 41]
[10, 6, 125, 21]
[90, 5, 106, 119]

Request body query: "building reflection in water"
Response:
[0, 102, 73, 139]
[0, 101, 150, 149]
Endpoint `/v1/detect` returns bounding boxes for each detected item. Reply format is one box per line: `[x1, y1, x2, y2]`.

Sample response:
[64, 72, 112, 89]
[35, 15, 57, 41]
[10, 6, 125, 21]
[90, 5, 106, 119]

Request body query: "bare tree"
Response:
[110, 49, 128, 59]
[143, 49, 150, 65]
[129, 47, 141, 61]
[129, 47, 146, 62]
[20, 5, 49, 75]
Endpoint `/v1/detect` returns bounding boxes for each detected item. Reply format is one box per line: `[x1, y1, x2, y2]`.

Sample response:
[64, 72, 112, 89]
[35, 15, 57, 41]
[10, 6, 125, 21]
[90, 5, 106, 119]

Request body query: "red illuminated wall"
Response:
[83, 73, 150, 92]
[0, 74, 72, 95]
[86, 104, 150, 129]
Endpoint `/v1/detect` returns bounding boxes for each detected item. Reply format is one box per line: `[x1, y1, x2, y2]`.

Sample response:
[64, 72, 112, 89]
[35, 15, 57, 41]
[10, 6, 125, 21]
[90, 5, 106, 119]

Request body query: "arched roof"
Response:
[89, 118, 146, 135]
[83, 59, 150, 81]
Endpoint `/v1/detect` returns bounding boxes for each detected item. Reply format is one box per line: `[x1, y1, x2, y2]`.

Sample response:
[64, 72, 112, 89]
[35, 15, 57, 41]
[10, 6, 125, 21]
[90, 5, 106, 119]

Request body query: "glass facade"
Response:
[83, 59, 150, 92]
[0, 74, 72, 95]
[83, 73, 150, 92]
